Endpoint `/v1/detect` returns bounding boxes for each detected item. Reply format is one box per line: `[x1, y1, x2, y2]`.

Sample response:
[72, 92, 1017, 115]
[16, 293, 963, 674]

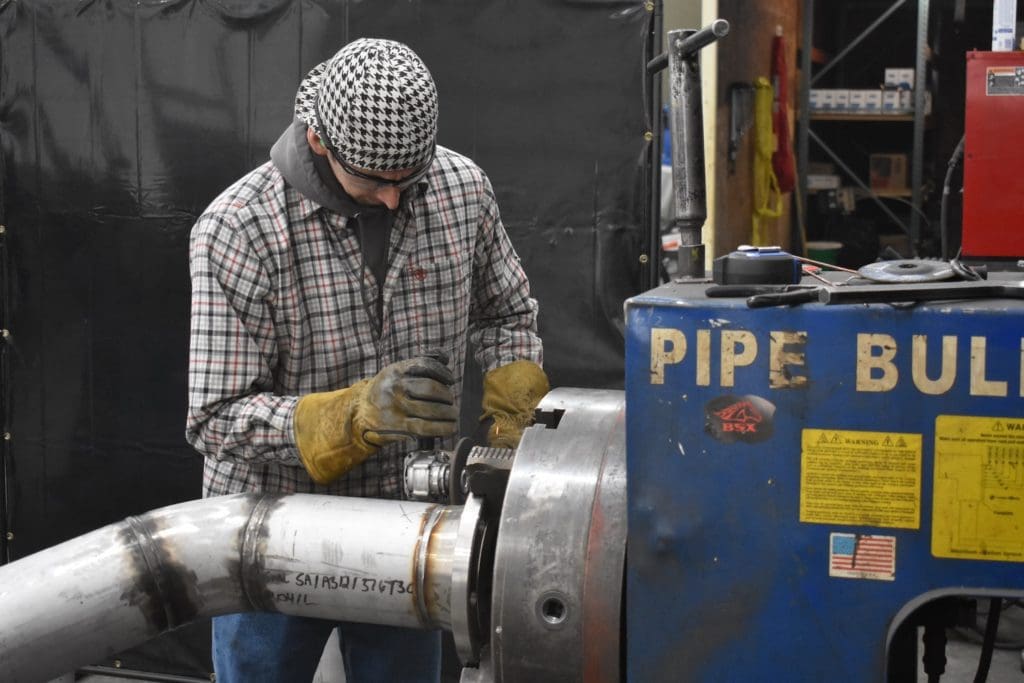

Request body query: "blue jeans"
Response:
[212, 613, 441, 683]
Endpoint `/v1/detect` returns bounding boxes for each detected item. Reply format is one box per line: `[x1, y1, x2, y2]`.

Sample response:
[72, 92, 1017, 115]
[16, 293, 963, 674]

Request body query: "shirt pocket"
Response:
[389, 257, 472, 356]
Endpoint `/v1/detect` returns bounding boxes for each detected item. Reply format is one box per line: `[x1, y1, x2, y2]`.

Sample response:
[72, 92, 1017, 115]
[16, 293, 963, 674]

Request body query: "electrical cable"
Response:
[851, 190, 931, 257]
[923, 619, 947, 683]
[792, 254, 860, 275]
[940, 134, 966, 260]
[973, 597, 1002, 682]
[950, 249, 983, 281]
[851, 191, 933, 231]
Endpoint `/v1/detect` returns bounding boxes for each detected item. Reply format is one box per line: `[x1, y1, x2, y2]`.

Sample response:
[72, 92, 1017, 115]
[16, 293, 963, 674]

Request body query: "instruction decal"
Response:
[800, 429, 922, 529]
[829, 532, 896, 581]
[986, 66, 1024, 96]
[932, 416, 1024, 563]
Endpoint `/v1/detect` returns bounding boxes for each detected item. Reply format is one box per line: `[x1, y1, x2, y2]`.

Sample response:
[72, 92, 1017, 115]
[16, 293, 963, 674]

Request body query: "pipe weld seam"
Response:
[413, 504, 443, 628]
[124, 514, 177, 632]
[240, 494, 278, 612]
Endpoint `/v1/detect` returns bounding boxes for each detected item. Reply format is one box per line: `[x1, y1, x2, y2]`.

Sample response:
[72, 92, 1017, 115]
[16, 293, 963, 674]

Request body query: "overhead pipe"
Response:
[0, 493, 471, 683]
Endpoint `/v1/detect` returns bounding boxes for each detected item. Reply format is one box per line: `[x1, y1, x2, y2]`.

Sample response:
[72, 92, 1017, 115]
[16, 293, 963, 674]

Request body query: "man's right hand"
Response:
[354, 355, 458, 446]
[294, 355, 458, 484]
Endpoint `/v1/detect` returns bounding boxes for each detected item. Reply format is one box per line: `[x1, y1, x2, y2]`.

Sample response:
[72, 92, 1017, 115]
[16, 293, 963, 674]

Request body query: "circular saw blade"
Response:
[858, 259, 956, 283]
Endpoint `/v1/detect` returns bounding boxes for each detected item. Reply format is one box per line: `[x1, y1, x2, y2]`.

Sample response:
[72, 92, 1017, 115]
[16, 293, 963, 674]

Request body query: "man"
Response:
[186, 38, 548, 682]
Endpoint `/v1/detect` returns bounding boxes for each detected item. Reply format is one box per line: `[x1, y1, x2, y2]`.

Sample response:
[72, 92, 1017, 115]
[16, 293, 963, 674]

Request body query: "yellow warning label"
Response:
[932, 416, 1024, 563]
[800, 429, 922, 529]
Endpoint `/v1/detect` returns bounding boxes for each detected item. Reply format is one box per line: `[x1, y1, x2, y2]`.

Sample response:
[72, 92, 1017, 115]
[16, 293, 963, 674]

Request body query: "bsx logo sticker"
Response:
[704, 394, 775, 443]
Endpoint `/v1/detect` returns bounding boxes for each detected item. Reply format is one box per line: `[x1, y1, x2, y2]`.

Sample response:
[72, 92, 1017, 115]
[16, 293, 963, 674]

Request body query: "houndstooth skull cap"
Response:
[295, 38, 438, 171]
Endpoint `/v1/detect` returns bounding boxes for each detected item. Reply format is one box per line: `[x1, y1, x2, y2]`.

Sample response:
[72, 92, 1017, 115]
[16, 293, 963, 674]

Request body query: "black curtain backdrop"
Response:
[0, 0, 654, 676]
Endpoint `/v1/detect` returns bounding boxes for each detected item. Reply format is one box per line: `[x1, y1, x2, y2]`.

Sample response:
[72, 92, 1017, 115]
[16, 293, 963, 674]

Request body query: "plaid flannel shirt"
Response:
[187, 144, 542, 498]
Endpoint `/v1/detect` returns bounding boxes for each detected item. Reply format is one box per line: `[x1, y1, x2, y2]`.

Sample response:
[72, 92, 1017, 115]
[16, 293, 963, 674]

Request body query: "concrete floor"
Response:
[65, 605, 1024, 682]
[70, 638, 1024, 682]
[929, 601, 1024, 682]
[311, 625, 1024, 681]
[915, 635, 1023, 682]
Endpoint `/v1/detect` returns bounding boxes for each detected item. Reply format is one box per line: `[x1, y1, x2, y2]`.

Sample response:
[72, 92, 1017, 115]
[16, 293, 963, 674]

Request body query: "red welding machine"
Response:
[963, 51, 1024, 260]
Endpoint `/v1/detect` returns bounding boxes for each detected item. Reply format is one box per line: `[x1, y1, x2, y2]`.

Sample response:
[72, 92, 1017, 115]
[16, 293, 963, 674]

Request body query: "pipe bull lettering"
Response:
[649, 327, 1024, 397]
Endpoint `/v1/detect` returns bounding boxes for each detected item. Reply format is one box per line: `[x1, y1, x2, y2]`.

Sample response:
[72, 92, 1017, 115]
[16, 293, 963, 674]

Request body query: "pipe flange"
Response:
[450, 494, 486, 665]
[488, 388, 627, 683]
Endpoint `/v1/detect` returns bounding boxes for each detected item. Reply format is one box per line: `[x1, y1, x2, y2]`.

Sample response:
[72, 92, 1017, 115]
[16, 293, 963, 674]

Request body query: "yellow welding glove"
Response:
[480, 360, 550, 449]
[294, 355, 458, 484]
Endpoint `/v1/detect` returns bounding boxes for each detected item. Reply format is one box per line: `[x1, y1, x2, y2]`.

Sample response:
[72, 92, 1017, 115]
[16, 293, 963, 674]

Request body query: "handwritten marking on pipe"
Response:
[286, 571, 415, 596]
[275, 591, 317, 606]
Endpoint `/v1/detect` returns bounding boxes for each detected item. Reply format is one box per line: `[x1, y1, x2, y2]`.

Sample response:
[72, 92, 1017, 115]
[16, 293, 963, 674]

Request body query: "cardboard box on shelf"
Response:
[869, 153, 908, 192]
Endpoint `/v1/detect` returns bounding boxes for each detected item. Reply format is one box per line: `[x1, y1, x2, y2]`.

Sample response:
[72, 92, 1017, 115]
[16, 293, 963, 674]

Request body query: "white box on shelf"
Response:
[882, 90, 905, 113]
[833, 89, 850, 112]
[899, 90, 913, 111]
[992, 0, 1017, 51]
[809, 89, 826, 111]
[894, 90, 932, 115]
[848, 90, 866, 112]
[863, 90, 882, 112]
[820, 90, 837, 111]
[884, 68, 915, 90]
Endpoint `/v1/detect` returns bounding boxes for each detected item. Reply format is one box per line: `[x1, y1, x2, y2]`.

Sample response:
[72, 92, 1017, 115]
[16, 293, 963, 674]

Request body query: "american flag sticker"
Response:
[829, 533, 896, 581]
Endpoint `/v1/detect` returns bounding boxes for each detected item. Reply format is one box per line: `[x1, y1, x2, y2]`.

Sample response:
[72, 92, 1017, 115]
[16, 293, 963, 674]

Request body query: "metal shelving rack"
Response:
[797, 0, 930, 253]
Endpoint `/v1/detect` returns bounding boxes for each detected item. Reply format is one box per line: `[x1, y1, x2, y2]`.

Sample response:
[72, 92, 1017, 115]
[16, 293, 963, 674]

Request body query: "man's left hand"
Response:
[480, 360, 549, 449]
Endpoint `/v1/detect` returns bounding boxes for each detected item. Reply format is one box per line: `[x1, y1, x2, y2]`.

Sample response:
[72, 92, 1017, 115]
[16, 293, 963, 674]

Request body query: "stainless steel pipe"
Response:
[0, 493, 468, 683]
[0, 389, 629, 683]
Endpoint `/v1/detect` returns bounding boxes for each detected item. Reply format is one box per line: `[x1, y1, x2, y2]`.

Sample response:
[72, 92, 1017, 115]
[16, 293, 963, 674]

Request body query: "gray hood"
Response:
[270, 119, 362, 217]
